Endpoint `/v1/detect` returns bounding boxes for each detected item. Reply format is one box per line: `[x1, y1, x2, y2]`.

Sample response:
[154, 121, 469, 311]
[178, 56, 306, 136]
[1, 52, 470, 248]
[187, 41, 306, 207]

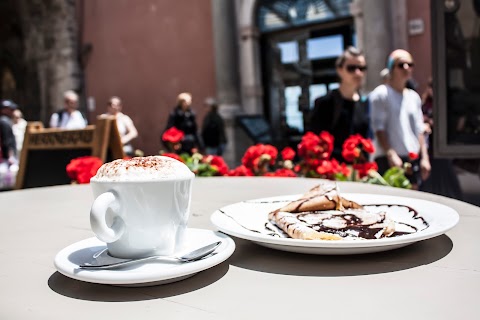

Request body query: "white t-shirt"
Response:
[12, 118, 27, 154]
[49, 110, 87, 129]
[115, 113, 134, 138]
[100, 112, 135, 154]
[369, 84, 424, 158]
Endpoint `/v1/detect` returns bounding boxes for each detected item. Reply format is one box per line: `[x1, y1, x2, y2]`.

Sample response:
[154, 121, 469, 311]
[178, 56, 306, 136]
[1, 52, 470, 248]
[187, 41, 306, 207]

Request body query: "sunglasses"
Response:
[345, 64, 367, 73]
[397, 62, 415, 69]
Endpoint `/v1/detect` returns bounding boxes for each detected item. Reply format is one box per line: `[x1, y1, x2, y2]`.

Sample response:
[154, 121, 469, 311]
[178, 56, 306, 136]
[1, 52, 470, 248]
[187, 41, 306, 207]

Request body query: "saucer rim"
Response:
[53, 228, 235, 286]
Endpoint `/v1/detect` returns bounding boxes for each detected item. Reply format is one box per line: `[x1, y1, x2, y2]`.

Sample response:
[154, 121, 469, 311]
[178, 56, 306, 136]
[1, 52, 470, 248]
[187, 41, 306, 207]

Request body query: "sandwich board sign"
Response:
[15, 116, 124, 189]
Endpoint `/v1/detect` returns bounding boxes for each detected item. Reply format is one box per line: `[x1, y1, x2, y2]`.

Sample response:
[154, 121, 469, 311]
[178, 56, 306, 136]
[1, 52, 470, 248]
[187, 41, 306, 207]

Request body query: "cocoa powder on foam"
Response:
[92, 156, 193, 181]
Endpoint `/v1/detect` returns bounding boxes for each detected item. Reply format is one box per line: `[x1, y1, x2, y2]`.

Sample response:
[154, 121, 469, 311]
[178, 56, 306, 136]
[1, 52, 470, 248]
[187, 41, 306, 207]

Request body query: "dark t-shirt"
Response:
[308, 89, 370, 160]
[201, 111, 226, 147]
[164, 106, 202, 153]
[0, 115, 16, 159]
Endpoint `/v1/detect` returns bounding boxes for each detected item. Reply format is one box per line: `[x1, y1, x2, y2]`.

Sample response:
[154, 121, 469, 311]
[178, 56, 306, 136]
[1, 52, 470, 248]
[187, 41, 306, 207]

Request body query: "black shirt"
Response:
[164, 106, 202, 153]
[0, 115, 16, 159]
[308, 89, 370, 160]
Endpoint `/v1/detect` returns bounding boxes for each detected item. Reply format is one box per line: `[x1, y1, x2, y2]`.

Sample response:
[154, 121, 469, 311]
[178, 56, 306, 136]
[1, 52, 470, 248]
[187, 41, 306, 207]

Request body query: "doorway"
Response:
[260, 20, 354, 148]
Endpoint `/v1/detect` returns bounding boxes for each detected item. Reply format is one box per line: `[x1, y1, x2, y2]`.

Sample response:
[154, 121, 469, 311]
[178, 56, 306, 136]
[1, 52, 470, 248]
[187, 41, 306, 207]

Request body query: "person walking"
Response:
[308, 46, 370, 160]
[12, 109, 27, 155]
[0, 100, 18, 165]
[369, 49, 431, 189]
[49, 90, 87, 129]
[201, 97, 227, 156]
[164, 92, 202, 154]
[100, 96, 138, 156]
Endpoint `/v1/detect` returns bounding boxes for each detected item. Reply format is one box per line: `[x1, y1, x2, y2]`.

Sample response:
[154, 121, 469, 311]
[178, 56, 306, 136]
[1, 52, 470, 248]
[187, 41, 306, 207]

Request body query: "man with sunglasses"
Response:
[369, 49, 431, 189]
[308, 46, 371, 160]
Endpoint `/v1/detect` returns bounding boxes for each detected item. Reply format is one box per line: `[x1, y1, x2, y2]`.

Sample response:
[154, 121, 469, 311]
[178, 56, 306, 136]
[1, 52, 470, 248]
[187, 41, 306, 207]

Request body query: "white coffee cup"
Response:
[89, 156, 194, 258]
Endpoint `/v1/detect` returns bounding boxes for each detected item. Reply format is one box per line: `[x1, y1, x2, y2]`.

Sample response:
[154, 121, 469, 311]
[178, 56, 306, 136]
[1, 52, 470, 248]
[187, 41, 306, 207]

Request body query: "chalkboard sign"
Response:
[15, 117, 124, 189]
[236, 115, 273, 144]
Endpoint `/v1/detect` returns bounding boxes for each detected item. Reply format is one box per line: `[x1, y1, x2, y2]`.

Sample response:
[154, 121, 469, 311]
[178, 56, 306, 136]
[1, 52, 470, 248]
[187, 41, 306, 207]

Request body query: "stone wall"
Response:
[0, 0, 81, 124]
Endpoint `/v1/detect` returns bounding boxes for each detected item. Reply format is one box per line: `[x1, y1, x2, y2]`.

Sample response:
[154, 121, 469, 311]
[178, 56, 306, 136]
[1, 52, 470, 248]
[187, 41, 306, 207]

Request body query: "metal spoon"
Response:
[79, 241, 222, 270]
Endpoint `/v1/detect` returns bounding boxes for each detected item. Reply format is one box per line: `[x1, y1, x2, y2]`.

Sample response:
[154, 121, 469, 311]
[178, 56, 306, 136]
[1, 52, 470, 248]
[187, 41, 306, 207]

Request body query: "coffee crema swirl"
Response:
[92, 156, 194, 182]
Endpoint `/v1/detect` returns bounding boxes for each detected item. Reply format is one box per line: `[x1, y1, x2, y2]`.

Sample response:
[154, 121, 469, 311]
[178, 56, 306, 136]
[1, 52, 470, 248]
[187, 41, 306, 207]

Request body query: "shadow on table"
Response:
[229, 235, 453, 276]
[48, 262, 229, 302]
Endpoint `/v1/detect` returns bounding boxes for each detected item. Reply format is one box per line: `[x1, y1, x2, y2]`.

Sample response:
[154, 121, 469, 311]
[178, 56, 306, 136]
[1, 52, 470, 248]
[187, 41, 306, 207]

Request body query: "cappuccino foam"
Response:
[92, 156, 194, 182]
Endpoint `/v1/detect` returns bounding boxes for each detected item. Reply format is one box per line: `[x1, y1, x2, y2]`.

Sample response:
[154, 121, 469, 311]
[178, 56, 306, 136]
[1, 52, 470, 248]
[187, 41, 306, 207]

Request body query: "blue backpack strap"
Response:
[56, 110, 63, 127]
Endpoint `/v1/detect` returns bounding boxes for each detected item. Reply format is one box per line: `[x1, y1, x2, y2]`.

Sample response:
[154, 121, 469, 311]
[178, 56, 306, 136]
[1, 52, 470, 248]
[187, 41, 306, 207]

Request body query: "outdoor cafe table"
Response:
[1, 177, 479, 319]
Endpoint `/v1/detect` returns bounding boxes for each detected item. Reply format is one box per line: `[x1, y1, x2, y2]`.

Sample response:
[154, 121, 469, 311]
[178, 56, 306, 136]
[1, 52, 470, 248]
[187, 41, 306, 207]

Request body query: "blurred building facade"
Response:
[0, 0, 479, 167]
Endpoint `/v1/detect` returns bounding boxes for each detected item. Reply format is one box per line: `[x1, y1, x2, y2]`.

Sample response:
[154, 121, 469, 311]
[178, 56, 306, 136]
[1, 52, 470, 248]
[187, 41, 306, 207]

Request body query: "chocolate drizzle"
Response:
[364, 203, 430, 230]
[289, 204, 429, 240]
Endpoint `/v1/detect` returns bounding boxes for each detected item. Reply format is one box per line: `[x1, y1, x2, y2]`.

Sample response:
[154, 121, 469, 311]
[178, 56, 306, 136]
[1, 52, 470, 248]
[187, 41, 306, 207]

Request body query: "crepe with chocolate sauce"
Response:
[268, 183, 395, 240]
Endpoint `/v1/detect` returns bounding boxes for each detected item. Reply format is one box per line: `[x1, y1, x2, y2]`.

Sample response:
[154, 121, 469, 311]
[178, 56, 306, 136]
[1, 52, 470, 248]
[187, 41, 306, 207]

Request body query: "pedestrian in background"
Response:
[100, 96, 138, 156]
[308, 46, 370, 160]
[12, 109, 27, 155]
[369, 49, 431, 189]
[0, 100, 18, 165]
[201, 97, 227, 156]
[164, 92, 202, 154]
[49, 90, 87, 129]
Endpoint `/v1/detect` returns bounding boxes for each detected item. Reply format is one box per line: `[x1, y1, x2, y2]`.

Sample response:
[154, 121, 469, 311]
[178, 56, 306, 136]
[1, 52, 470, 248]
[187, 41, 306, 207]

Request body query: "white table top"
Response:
[1, 177, 479, 319]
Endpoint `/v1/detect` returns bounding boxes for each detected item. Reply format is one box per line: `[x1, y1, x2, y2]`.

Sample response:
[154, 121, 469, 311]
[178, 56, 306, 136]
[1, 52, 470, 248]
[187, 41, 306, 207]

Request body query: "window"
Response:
[278, 41, 299, 63]
[284, 86, 303, 131]
[309, 84, 327, 108]
[258, 0, 352, 33]
[433, 0, 480, 156]
[307, 35, 344, 60]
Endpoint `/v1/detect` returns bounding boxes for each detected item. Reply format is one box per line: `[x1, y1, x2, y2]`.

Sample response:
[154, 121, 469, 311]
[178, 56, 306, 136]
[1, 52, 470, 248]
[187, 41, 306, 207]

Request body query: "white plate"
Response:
[210, 193, 459, 255]
[54, 228, 235, 286]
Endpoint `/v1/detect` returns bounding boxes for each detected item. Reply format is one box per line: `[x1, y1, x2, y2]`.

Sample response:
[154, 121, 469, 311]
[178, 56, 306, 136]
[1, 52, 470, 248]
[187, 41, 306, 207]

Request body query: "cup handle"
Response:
[90, 191, 125, 243]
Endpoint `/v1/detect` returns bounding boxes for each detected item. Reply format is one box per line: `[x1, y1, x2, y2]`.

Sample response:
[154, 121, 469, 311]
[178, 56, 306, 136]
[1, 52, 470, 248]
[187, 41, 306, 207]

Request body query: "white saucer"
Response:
[54, 228, 235, 286]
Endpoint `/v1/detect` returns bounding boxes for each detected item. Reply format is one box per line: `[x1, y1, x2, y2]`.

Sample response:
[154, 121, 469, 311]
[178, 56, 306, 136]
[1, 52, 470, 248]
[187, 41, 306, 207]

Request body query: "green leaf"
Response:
[382, 167, 411, 189]
[334, 173, 348, 181]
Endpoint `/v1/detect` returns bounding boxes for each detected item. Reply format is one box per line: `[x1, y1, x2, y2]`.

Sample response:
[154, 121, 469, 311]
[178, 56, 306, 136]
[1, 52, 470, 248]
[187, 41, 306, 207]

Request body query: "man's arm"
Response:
[414, 93, 431, 180]
[121, 116, 138, 145]
[369, 86, 402, 167]
[418, 129, 431, 181]
[49, 113, 58, 128]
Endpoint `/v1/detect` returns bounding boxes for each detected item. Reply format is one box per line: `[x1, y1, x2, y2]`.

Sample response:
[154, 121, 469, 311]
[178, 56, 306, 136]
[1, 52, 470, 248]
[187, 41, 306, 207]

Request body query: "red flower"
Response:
[162, 153, 184, 163]
[342, 140, 361, 162]
[226, 165, 254, 176]
[316, 159, 335, 176]
[162, 127, 184, 143]
[361, 138, 375, 153]
[297, 132, 320, 158]
[408, 152, 419, 160]
[281, 147, 295, 161]
[66, 156, 103, 184]
[241, 144, 278, 173]
[263, 168, 297, 177]
[205, 155, 229, 175]
[314, 159, 350, 179]
[341, 134, 375, 162]
[318, 131, 334, 156]
[337, 161, 351, 177]
[297, 131, 334, 162]
[353, 161, 378, 178]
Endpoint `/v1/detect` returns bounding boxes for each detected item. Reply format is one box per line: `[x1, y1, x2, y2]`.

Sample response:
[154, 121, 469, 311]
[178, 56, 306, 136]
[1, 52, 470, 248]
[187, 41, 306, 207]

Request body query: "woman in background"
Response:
[164, 92, 202, 154]
[308, 46, 370, 160]
[102, 96, 138, 156]
[201, 97, 227, 156]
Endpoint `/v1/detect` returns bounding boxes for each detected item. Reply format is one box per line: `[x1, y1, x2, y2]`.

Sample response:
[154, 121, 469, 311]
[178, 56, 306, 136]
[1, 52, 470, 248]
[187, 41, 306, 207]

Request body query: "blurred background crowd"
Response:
[0, 0, 479, 204]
